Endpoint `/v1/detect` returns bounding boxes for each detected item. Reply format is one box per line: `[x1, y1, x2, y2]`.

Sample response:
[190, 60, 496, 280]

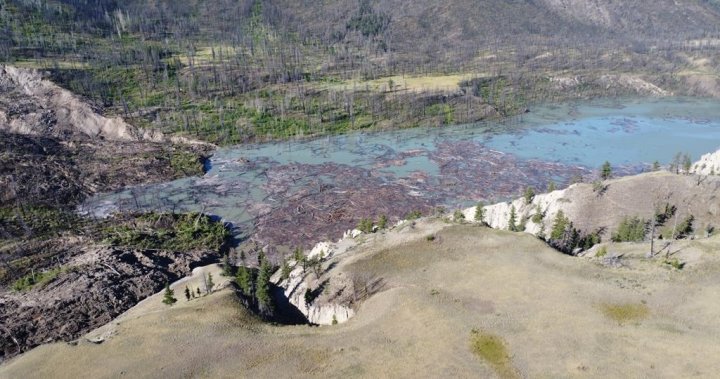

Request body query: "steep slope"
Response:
[0, 65, 161, 142]
[470, 170, 720, 252]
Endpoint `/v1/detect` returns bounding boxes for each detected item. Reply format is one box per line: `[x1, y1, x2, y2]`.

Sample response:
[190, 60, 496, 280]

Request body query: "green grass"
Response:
[102, 212, 229, 252]
[12, 267, 65, 292]
[600, 303, 650, 324]
[0, 205, 82, 240]
[170, 151, 205, 177]
[469, 329, 519, 379]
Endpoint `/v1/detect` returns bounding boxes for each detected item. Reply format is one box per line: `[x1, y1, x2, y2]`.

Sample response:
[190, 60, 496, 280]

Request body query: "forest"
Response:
[2, 0, 720, 144]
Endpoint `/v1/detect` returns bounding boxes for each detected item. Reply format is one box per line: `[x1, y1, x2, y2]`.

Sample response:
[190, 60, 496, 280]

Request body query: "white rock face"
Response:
[464, 186, 576, 237]
[272, 239, 355, 325]
[691, 148, 720, 175]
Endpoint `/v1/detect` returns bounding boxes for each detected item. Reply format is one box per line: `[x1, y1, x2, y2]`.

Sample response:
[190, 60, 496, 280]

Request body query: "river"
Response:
[81, 97, 720, 256]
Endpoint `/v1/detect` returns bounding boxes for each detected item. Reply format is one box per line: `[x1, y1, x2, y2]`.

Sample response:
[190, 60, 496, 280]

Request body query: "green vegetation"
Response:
[0, 205, 82, 240]
[162, 283, 177, 305]
[600, 161, 613, 180]
[102, 212, 229, 251]
[453, 209, 465, 222]
[507, 205, 518, 232]
[611, 216, 648, 242]
[357, 218, 374, 233]
[530, 204, 544, 224]
[377, 215, 388, 230]
[474, 202, 485, 223]
[235, 266, 254, 297]
[405, 210, 423, 220]
[255, 258, 274, 310]
[169, 151, 205, 177]
[523, 186, 535, 204]
[469, 329, 518, 379]
[663, 258, 685, 270]
[596, 245, 608, 258]
[547, 210, 601, 254]
[600, 303, 649, 324]
[12, 267, 64, 292]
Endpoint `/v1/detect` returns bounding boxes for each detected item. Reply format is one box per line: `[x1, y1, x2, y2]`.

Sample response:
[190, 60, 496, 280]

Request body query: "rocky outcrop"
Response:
[691, 148, 720, 175]
[465, 171, 720, 243]
[272, 238, 356, 325]
[0, 244, 219, 362]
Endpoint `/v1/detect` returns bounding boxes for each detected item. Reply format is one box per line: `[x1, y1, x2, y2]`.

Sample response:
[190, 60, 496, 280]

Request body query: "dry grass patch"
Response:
[470, 329, 519, 379]
[600, 303, 649, 324]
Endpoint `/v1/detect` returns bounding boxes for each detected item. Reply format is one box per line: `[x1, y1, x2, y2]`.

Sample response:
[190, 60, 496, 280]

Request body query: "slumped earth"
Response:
[82, 98, 720, 255]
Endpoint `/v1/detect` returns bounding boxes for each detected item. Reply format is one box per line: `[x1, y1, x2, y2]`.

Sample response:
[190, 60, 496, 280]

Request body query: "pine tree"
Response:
[162, 283, 177, 305]
[474, 202, 485, 223]
[377, 214, 388, 230]
[280, 259, 291, 281]
[524, 186, 535, 204]
[236, 265, 253, 296]
[196, 287, 201, 296]
[206, 273, 215, 293]
[547, 180, 556, 192]
[508, 205, 518, 232]
[222, 254, 232, 276]
[600, 161, 612, 180]
[184, 286, 191, 301]
[652, 161, 661, 171]
[256, 258, 273, 309]
[550, 210, 569, 241]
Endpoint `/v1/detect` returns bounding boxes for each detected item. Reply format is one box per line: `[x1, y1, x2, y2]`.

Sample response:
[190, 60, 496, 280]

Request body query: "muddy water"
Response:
[81, 98, 720, 254]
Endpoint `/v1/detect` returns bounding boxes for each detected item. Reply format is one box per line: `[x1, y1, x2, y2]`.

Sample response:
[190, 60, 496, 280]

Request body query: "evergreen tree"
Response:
[256, 258, 273, 309]
[206, 273, 215, 293]
[162, 283, 177, 305]
[222, 254, 232, 276]
[474, 202, 485, 223]
[196, 287, 201, 296]
[377, 214, 388, 230]
[524, 186, 535, 204]
[508, 205, 518, 232]
[652, 161, 661, 171]
[280, 259, 291, 281]
[550, 210, 569, 241]
[682, 154, 692, 174]
[547, 180, 556, 192]
[236, 265, 253, 296]
[184, 286, 191, 301]
[600, 161, 612, 180]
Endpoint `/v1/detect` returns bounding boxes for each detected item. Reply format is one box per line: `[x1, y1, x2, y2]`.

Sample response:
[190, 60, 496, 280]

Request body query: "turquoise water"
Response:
[82, 98, 720, 246]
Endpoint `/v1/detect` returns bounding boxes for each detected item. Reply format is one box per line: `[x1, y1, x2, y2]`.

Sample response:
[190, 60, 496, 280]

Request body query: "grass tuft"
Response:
[470, 329, 519, 379]
[600, 303, 649, 324]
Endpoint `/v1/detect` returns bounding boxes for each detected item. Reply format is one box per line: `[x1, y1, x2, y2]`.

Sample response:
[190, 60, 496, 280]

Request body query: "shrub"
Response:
[663, 258, 685, 270]
[611, 216, 648, 242]
[453, 209, 465, 222]
[596, 246, 608, 258]
[474, 202, 485, 223]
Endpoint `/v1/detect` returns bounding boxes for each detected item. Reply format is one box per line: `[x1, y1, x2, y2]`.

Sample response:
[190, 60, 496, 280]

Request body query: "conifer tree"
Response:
[600, 161, 612, 180]
[162, 283, 177, 305]
[256, 258, 273, 309]
[184, 286, 191, 301]
[508, 205, 518, 232]
[236, 265, 253, 296]
[474, 202, 485, 223]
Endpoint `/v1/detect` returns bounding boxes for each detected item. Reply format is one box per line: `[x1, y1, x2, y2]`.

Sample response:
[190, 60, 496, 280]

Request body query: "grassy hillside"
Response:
[4, 221, 720, 377]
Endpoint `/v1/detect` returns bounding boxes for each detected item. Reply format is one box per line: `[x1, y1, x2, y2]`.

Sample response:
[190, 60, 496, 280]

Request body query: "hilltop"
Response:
[3, 216, 720, 378]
